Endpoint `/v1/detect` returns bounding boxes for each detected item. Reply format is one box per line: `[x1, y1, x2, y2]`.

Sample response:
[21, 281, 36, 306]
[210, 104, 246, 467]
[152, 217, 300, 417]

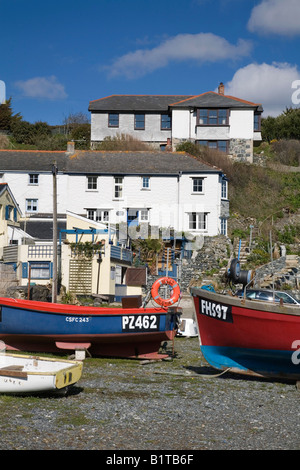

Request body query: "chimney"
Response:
[218, 82, 225, 95]
[67, 141, 75, 154]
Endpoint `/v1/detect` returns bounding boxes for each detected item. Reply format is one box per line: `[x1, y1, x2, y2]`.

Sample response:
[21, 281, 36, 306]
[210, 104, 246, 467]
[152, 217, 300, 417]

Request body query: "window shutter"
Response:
[22, 263, 28, 278]
[5, 205, 10, 220]
[13, 207, 17, 222]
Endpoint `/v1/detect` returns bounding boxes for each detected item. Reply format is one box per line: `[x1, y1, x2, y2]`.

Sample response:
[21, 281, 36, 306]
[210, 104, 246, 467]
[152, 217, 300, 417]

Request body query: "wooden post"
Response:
[52, 164, 58, 303]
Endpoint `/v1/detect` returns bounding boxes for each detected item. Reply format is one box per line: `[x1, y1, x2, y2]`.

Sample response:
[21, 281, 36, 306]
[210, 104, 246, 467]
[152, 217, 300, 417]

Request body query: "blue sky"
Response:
[1, 0, 300, 125]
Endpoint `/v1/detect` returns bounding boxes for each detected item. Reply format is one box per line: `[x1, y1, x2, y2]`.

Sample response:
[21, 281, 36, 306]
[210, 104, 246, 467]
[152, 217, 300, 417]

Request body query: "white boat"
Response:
[176, 318, 198, 337]
[0, 347, 83, 394]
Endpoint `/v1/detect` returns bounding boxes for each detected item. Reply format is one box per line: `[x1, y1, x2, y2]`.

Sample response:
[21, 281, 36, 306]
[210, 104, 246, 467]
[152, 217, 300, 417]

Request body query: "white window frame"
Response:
[221, 179, 228, 199]
[114, 177, 123, 199]
[140, 209, 149, 222]
[87, 209, 110, 222]
[141, 176, 150, 190]
[29, 173, 39, 185]
[191, 177, 204, 194]
[188, 212, 207, 231]
[220, 218, 227, 236]
[26, 198, 38, 213]
[86, 176, 98, 191]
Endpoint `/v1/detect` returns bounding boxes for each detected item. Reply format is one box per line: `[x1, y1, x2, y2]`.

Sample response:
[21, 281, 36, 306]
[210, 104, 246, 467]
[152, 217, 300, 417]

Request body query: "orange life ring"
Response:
[151, 277, 181, 307]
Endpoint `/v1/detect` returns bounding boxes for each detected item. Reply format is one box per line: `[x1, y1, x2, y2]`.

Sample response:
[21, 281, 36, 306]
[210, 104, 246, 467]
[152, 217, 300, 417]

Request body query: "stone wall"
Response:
[0, 263, 18, 297]
[229, 138, 253, 163]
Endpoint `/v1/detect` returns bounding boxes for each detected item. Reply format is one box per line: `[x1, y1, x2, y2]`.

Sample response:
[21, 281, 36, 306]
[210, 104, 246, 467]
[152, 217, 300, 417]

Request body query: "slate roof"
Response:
[89, 93, 263, 112]
[0, 150, 222, 175]
[170, 92, 263, 111]
[0, 150, 66, 172]
[88, 95, 192, 112]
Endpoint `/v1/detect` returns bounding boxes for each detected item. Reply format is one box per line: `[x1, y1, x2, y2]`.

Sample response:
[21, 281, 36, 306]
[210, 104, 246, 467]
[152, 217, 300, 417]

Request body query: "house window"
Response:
[114, 177, 123, 199]
[254, 113, 261, 131]
[140, 209, 149, 221]
[189, 212, 207, 230]
[86, 176, 98, 190]
[26, 198, 38, 213]
[192, 178, 204, 193]
[87, 209, 109, 222]
[198, 109, 228, 126]
[220, 218, 227, 236]
[90, 209, 109, 222]
[134, 114, 145, 130]
[141, 177, 150, 189]
[221, 179, 228, 199]
[30, 262, 51, 279]
[197, 140, 228, 153]
[161, 114, 171, 129]
[29, 174, 39, 185]
[108, 113, 119, 127]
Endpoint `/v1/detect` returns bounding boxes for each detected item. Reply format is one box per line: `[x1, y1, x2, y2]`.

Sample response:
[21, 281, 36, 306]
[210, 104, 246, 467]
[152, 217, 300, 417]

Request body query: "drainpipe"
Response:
[177, 171, 182, 236]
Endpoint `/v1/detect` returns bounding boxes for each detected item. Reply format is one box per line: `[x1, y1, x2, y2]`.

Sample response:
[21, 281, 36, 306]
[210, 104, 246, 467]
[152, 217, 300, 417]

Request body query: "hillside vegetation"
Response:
[176, 140, 300, 253]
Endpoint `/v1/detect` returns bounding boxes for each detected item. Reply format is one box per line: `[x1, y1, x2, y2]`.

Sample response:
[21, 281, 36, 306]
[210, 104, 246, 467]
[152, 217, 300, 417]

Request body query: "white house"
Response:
[0, 147, 229, 239]
[89, 83, 263, 162]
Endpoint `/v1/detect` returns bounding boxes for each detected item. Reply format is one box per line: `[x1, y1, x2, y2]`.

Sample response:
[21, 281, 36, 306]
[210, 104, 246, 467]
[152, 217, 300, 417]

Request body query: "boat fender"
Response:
[151, 277, 181, 308]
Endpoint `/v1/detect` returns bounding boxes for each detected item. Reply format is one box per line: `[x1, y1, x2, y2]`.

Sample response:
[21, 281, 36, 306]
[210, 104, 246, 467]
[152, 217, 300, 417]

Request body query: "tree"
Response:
[0, 97, 22, 131]
[11, 120, 36, 144]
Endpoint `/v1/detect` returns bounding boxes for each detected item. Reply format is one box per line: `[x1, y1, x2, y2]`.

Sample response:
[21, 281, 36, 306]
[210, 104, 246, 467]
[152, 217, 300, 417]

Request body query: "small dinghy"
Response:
[0, 342, 83, 394]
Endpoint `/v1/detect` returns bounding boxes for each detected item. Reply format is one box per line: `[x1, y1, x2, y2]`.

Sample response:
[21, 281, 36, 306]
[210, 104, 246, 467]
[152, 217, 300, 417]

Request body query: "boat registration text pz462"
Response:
[122, 314, 160, 332]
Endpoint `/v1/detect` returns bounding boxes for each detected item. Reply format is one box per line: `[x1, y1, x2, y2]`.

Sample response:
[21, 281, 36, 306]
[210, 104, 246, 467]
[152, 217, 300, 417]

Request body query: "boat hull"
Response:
[190, 287, 300, 380]
[0, 353, 82, 394]
[0, 297, 180, 359]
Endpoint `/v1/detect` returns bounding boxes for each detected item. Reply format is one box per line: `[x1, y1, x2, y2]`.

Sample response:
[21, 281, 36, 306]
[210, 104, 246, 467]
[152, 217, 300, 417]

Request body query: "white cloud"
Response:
[15, 76, 67, 100]
[106, 33, 252, 79]
[248, 0, 300, 36]
[223, 62, 300, 116]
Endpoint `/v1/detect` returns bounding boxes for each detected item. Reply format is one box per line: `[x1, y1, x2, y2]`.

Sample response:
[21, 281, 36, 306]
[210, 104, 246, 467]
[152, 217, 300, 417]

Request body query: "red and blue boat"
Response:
[190, 285, 300, 382]
[0, 293, 181, 360]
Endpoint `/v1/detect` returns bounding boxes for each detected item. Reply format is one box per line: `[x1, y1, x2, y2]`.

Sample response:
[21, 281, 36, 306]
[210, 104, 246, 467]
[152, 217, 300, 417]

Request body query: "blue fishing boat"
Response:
[0, 289, 181, 359]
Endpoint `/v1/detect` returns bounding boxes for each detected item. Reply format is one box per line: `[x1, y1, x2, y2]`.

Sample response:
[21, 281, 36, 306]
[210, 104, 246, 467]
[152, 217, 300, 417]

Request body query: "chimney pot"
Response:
[218, 82, 225, 95]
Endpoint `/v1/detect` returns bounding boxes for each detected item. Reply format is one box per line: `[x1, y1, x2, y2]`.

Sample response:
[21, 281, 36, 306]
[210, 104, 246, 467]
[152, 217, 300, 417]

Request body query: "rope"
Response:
[151, 367, 232, 379]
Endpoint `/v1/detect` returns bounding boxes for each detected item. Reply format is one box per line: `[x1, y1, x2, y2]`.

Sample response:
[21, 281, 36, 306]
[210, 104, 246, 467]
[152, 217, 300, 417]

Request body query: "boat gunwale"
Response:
[190, 286, 300, 317]
[0, 297, 168, 317]
[0, 353, 82, 378]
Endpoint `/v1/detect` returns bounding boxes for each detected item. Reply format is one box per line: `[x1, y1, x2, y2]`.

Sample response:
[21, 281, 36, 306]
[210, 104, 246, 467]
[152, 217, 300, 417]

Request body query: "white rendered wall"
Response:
[91, 112, 171, 142]
[229, 109, 254, 139]
[2, 170, 224, 237]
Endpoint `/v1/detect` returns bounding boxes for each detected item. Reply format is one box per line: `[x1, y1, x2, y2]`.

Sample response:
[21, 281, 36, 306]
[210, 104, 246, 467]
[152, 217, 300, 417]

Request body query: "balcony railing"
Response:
[110, 245, 132, 263]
